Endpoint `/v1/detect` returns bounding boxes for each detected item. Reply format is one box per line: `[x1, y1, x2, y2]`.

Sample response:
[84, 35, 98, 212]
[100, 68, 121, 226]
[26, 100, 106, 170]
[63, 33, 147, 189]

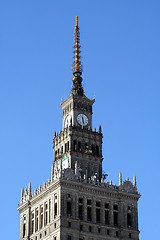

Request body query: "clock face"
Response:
[64, 115, 71, 128]
[77, 113, 88, 126]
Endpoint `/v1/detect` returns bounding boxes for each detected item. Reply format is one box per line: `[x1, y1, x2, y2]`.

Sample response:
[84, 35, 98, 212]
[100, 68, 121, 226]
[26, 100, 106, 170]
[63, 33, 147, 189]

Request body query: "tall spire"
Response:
[72, 16, 84, 96]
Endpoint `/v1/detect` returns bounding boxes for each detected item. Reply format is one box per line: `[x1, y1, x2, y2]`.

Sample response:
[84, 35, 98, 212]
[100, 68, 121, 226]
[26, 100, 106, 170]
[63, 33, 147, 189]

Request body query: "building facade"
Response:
[17, 16, 140, 240]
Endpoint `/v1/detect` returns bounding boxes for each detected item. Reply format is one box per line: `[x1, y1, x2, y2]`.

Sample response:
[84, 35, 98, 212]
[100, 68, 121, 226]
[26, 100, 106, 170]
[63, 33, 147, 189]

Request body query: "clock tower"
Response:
[53, 16, 102, 180]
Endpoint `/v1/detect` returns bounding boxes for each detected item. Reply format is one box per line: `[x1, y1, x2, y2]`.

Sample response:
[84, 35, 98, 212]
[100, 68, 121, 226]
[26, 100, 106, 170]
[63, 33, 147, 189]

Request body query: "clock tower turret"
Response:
[53, 16, 103, 180]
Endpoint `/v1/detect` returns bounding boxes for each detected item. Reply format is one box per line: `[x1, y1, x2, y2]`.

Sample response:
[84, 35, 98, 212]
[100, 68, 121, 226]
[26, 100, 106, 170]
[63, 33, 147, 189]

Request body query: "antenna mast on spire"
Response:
[72, 16, 84, 96]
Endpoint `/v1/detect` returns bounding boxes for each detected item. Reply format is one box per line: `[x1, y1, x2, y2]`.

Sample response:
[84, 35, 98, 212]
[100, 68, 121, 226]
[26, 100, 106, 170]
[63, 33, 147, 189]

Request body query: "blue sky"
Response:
[0, 1, 160, 239]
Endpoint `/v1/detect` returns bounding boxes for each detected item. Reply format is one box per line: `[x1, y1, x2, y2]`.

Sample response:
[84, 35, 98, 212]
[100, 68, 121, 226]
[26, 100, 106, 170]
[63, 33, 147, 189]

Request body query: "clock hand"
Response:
[82, 116, 84, 124]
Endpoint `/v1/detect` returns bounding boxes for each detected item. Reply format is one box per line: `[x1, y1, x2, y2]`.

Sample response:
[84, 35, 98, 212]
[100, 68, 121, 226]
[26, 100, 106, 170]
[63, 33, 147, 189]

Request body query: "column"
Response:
[83, 196, 87, 221]
[92, 197, 96, 223]
[101, 199, 105, 225]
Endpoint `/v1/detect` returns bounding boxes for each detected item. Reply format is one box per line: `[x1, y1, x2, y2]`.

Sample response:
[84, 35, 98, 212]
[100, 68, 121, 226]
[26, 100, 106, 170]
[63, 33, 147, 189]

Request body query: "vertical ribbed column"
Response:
[101, 199, 105, 224]
[75, 193, 79, 219]
[92, 197, 96, 223]
[109, 201, 113, 226]
[34, 209, 36, 232]
[124, 204, 127, 228]
[43, 202, 45, 227]
[83, 196, 87, 221]
[38, 205, 40, 230]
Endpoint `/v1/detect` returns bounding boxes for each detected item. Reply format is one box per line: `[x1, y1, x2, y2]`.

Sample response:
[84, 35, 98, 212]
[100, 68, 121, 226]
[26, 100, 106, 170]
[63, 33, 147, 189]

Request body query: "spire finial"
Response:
[72, 16, 83, 96]
[76, 16, 78, 27]
[119, 172, 122, 186]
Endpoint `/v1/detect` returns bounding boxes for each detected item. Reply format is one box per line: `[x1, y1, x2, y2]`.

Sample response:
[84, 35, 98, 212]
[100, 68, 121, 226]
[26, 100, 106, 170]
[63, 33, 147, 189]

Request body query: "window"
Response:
[44, 203, 48, 226]
[113, 204, 118, 211]
[61, 146, 63, 154]
[67, 236, 72, 240]
[54, 237, 57, 240]
[116, 231, 118, 237]
[91, 144, 94, 154]
[23, 223, 26, 238]
[45, 230, 47, 235]
[105, 210, 109, 225]
[40, 205, 43, 229]
[98, 228, 101, 234]
[31, 212, 34, 234]
[87, 206, 92, 221]
[85, 143, 89, 150]
[78, 142, 81, 152]
[129, 233, 132, 238]
[35, 209, 38, 232]
[54, 203, 57, 217]
[105, 203, 109, 209]
[107, 229, 110, 235]
[55, 223, 56, 228]
[127, 213, 132, 227]
[40, 233, 42, 238]
[68, 222, 71, 227]
[96, 201, 100, 207]
[89, 226, 92, 232]
[79, 198, 83, 220]
[67, 201, 72, 216]
[79, 205, 83, 220]
[73, 140, 77, 151]
[96, 145, 99, 156]
[114, 212, 118, 226]
[65, 143, 67, 152]
[96, 209, 100, 223]
[96, 201, 100, 223]
[80, 225, 83, 231]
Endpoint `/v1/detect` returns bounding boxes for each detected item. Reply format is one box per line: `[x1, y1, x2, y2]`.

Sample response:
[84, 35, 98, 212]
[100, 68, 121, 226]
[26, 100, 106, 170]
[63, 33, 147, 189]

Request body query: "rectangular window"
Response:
[73, 140, 77, 151]
[89, 226, 92, 232]
[78, 142, 81, 152]
[61, 146, 63, 154]
[23, 223, 26, 238]
[96, 209, 100, 223]
[35, 209, 38, 232]
[31, 212, 34, 234]
[79, 205, 83, 220]
[67, 201, 71, 216]
[87, 207, 92, 221]
[54, 203, 57, 217]
[114, 212, 118, 226]
[67, 236, 72, 240]
[96, 201, 100, 207]
[105, 203, 109, 209]
[113, 204, 118, 211]
[105, 210, 109, 225]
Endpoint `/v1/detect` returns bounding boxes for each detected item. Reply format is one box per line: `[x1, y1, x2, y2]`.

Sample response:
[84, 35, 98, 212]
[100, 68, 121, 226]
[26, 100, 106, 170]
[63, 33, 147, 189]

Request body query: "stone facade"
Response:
[17, 16, 140, 240]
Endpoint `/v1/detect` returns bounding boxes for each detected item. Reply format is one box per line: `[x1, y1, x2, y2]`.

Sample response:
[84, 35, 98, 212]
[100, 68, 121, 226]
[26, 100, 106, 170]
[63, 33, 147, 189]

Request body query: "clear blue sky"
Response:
[0, 1, 160, 239]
